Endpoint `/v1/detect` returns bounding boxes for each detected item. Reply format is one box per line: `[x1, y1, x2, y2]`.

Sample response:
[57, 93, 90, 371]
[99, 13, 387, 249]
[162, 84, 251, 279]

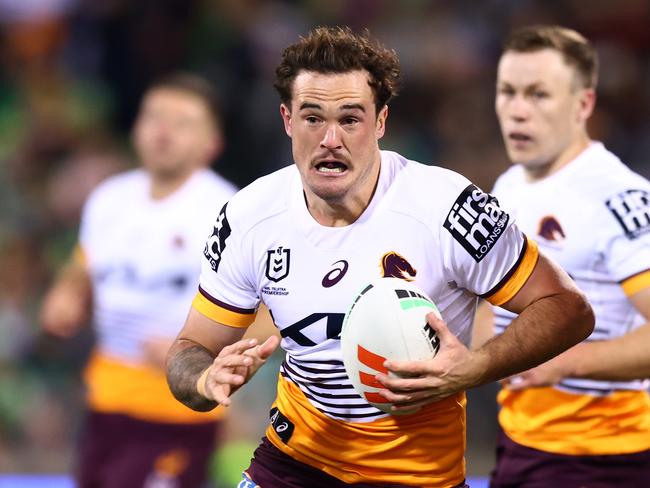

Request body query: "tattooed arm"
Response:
[166, 307, 280, 411]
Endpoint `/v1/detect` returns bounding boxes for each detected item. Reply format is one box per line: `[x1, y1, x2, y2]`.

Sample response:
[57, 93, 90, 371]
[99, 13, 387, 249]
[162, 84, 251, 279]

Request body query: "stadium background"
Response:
[0, 0, 649, 486]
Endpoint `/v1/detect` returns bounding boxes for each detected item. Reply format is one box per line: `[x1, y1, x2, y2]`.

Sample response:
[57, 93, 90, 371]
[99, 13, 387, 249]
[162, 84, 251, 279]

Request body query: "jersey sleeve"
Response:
[193, 202, 259, 328]
[78, 179, 111, 267]
[441, 183, 539, 306]
[78, 198, 93, 261]
[603, 188, 650, 296]
[490, 171, 509, 196]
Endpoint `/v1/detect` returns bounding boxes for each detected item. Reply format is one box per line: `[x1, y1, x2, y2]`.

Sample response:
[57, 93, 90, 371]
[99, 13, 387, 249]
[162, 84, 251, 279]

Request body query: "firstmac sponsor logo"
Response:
[444, 184, 510, 262]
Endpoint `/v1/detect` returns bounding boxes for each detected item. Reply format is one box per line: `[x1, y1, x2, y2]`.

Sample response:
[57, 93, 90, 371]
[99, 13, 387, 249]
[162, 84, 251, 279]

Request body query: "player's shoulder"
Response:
[492, 164, 523, 193]
[189, 168, 238, 201]
[85, 168, 146, 208]
[383, 151, 476, 218]
[386, 152, 513, 260]
[194, 168, 238, 192]
[570, 143, 650, 239]
[386, 150, 470, 193]
[574, 143, 650, 198]
[224, 164, 296, 231]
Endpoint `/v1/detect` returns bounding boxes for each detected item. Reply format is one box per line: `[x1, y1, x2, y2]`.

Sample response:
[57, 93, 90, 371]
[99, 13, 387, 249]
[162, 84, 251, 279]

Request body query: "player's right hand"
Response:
[200, 335, 280, 406]
[377, 312, 483, 412]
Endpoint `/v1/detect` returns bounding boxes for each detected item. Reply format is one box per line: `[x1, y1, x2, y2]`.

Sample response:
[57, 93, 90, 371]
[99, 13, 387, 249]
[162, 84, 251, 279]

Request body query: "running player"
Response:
[166, 27, 594, 488]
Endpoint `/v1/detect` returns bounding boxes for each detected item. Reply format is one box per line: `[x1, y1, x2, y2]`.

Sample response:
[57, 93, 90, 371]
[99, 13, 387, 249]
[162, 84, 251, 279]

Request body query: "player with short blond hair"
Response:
[485, 25, 650, 486]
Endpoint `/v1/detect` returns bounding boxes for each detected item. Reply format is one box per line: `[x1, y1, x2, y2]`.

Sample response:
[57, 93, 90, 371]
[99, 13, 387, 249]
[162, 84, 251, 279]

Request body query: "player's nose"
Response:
[508, 95, 531, 122]
[320, 125, 343, 150]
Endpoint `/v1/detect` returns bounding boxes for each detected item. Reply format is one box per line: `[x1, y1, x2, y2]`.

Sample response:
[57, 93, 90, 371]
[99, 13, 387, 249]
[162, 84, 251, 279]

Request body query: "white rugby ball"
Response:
[341, 277, 441, 414]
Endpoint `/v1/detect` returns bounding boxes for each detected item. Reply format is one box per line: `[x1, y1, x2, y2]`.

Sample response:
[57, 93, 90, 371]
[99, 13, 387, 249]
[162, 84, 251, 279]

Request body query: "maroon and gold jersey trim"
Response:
[499, 387, 650, 455]
[265, 375, 466, 486]
[84, 352, 224, 423]
[621, 269, 650, 297]
[484, 236, 539, 306]
[192, 287, 256, 328]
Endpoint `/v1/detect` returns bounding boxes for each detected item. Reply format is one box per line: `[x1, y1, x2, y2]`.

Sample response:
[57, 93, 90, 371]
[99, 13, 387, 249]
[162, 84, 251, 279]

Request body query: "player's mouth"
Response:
[315, 160, 348, 175]
[508, 131, 532, 143]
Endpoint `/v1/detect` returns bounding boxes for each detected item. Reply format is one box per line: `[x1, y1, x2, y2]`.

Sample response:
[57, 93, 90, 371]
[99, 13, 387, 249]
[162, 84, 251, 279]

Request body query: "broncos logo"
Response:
[380, 252, 417, 281]
[538, 216, 566, 242]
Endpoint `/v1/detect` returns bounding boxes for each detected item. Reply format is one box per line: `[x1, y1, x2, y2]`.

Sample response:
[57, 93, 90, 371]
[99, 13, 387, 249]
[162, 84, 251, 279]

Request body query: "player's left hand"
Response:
[203, 335, 281, 407]
[375, 311, 485, 413]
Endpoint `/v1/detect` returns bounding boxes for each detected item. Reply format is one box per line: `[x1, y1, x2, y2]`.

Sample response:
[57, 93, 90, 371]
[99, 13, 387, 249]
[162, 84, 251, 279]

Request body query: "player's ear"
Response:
[280, 104, 293, 138]
[376, 105, 388, 140]
[577, 88, 596, 124]
[204, 124, 225, 165]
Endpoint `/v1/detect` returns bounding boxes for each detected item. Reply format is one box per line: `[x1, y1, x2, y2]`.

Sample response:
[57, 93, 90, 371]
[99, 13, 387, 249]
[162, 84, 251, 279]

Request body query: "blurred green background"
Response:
[0, 0, 649, 484]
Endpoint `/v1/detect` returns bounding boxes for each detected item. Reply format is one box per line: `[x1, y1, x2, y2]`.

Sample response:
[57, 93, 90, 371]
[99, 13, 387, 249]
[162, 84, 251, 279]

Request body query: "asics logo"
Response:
[322, 260, 349, 287]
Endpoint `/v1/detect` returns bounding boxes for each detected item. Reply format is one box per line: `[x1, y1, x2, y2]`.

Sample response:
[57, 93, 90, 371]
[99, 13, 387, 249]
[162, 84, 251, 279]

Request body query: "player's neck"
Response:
[305, 163, 381, 227]
[524, 133, 591, 182]
[149, 168, 197, 200]
[306, 198, 366, 227]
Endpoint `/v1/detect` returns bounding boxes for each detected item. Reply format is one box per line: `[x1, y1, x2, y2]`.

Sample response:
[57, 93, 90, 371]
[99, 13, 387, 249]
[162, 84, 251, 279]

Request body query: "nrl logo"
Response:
[266, 246, 290, 282]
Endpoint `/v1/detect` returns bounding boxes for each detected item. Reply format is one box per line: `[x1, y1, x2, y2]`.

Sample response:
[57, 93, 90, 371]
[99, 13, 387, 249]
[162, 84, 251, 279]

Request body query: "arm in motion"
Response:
[40, 248, 93, 337]
[506, 286, 650, 388]
[376, 252, 595, 412]
[166, 305, 280, 412]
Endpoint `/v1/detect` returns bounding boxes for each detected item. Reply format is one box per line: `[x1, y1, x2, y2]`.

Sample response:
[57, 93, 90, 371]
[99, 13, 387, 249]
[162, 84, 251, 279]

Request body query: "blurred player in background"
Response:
[482, 25, 650, 487]
[166, 27, 594, 488]
[41, 73, 245, 487]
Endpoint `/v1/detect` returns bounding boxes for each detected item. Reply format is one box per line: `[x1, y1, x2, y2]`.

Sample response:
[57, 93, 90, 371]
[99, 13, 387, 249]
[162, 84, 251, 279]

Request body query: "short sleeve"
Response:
[603, 188, 650, 296]
[78, 201, 93, 259]
[441, 184, 539, 306]
[193, 202, 259, 328]
[78, 180, 110, 267]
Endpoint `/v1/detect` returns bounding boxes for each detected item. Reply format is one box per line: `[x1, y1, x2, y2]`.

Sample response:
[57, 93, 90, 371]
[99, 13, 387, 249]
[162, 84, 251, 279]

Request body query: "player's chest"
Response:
[504, 188, 598, 269]
[254, 226, 445, 336]
[92, 208, 205, 284]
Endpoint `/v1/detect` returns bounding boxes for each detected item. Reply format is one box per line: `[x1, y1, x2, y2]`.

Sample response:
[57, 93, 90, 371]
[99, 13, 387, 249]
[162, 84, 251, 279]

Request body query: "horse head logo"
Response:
[380, 252, 417, 281]
[538, 216, 566, 242]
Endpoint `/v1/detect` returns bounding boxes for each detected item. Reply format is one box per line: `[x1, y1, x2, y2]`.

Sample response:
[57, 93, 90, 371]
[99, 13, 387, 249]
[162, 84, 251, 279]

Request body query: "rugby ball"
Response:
[340, 277, 441, 414]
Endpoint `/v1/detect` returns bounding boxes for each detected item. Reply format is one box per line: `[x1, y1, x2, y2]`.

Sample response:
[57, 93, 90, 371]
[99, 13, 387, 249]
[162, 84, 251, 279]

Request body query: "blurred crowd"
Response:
[1, 0, 649, 479]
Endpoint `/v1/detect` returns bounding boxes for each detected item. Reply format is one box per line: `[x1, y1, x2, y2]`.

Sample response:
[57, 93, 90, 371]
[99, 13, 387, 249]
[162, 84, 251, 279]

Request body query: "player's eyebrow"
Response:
[298, 102, 366, 112]
[340, 103, 365, 112]
[299, 102, 322, 111]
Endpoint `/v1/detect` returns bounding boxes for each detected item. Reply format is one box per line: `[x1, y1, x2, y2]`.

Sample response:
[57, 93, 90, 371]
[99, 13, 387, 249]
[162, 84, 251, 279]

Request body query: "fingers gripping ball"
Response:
[341, 277, 441, 414]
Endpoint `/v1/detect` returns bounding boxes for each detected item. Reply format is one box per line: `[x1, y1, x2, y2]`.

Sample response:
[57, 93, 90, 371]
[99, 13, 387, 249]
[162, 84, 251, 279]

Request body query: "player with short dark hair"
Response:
[166, 27, 594, 488]
[41, 72, 240, 487]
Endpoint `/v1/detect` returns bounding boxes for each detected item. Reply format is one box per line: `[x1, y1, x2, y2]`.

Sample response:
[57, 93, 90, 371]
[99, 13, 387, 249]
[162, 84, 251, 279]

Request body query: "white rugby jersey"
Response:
[78, 168, 236, 423]
[195, 150, 539, 485]
[81, 168, 237, 362]
[492, 142, 650, 455]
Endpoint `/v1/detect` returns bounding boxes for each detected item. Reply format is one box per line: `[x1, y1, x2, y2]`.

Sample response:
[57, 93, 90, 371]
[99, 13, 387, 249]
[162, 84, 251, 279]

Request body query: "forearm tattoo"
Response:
[166, 342, 218, 412]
